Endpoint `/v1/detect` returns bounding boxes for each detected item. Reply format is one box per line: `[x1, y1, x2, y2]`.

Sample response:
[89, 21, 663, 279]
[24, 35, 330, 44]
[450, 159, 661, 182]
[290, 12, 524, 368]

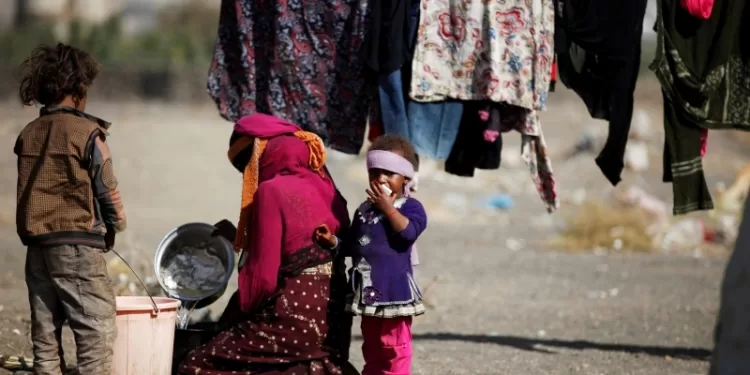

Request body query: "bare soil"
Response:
[0, 77, 744, 374]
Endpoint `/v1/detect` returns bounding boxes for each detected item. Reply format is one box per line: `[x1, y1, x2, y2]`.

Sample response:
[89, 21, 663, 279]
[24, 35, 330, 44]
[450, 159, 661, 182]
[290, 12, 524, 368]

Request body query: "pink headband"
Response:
[366, 150, 415, 179]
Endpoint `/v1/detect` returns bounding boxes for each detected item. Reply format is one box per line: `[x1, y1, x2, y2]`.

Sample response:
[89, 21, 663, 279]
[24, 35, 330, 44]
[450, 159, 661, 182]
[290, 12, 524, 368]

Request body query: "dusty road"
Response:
[0, 80, 737, 374]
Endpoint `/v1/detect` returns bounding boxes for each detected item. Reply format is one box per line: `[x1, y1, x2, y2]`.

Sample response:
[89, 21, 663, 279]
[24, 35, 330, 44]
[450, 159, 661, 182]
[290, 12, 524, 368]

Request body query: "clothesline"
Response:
[208, 0, 749, 216]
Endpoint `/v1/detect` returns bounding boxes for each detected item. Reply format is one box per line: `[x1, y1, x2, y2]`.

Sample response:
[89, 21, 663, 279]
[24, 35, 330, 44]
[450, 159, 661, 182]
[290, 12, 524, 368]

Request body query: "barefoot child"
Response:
[315, 135, 427, 375]
[15, 43, 127, 375]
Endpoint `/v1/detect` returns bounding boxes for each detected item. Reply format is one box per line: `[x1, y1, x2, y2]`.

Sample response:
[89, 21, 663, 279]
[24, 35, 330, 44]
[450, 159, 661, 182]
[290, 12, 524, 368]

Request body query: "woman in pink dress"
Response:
[179, 114, 356, 375]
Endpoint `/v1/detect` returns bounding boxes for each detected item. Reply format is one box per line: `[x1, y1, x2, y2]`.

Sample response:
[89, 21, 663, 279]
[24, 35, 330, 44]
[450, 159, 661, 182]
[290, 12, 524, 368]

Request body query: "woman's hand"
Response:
[313, 224, 337, 248]
[367, 181, 396, 213]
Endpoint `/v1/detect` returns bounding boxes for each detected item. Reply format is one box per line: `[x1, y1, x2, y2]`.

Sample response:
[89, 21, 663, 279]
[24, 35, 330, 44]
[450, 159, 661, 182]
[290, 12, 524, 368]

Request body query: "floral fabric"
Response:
[408, 0, 558, 212]
[178, 258, 356, 375]
[207, 0, 371, 155]
[499, 107, 558, 213]
[410, 0, 555, 110]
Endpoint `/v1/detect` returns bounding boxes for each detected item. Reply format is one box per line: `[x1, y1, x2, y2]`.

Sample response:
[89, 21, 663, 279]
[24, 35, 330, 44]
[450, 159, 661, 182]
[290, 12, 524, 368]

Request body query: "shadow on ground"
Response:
[354, 333, 712, 361]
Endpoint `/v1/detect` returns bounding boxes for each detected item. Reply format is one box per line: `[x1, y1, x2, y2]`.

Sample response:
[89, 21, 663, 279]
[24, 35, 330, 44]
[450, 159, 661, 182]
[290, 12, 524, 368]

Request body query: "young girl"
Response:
[315, 135, 427, 375]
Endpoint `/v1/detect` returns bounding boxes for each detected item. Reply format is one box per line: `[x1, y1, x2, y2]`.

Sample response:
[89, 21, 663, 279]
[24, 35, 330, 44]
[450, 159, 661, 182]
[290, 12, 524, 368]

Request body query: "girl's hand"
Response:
[313, 224, 337, 248]
[367, 181, 396, 213]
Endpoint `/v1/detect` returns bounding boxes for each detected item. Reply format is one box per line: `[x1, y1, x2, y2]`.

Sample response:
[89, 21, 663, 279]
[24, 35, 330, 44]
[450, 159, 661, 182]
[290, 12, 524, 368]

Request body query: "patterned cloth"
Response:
[650, 0, 750, 214]
[347, 270, 425, 318]
[178, 250, 356, 375]
[445, 102, 558, 213]
[409, 0, 555, 110]
[207, 0, 371, 154]
[498, 107, 558, 213]
[407, 0, 558, 212]
[14, 106, 127, 248]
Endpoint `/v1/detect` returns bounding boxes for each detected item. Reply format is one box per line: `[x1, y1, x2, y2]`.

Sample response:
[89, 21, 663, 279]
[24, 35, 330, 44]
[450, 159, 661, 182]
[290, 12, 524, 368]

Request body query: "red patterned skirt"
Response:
[178, 257, 356, 375]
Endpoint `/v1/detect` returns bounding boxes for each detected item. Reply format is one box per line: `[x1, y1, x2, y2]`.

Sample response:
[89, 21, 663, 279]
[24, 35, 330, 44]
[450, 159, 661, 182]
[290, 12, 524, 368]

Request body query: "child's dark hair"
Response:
[19, 43, 100, 107]
[368, 134, 420, 171]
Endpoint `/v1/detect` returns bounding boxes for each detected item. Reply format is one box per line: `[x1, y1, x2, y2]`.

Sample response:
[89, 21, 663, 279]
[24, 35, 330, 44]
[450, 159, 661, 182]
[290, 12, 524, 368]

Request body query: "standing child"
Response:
[315, 135, 427, 375]
[15, 43, 127, 375]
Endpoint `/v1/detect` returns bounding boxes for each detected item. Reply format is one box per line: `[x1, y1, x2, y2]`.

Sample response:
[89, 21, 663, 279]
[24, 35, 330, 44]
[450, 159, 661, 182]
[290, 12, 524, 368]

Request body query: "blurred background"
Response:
[0, 1, 746, 374]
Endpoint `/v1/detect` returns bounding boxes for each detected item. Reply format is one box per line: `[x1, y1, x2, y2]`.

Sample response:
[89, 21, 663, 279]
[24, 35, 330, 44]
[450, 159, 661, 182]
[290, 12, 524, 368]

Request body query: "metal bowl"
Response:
[154, 222, 235, 309]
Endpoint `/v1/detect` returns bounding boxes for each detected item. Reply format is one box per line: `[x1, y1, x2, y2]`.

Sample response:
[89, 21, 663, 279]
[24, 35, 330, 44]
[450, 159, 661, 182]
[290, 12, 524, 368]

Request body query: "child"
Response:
[315, 135, 427, 375]
[15, 43, 127, 375]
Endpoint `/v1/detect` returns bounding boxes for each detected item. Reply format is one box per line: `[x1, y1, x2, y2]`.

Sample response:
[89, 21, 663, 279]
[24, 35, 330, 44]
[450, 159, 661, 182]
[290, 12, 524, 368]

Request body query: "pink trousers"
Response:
[361, 316, 413, 375]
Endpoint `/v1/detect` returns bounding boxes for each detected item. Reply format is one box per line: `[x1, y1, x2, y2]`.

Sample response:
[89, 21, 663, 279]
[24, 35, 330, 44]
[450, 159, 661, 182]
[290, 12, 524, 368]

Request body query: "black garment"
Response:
[661, 90, 712, 214]
[445, 102, 503, 177]
[554, 0, 649, 185]
[400, 0, 422, 98]
[651, 0, 750, 214]
[363, 0, 409, 74]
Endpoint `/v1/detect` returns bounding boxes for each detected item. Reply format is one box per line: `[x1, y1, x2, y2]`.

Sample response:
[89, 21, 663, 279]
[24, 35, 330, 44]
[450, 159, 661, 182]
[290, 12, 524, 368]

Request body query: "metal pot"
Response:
[153, 222, 235, 310]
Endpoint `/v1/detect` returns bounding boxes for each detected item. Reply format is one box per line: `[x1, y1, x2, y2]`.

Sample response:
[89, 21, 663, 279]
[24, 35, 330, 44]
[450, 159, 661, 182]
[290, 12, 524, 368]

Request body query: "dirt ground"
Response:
[0, 77, 745, 374]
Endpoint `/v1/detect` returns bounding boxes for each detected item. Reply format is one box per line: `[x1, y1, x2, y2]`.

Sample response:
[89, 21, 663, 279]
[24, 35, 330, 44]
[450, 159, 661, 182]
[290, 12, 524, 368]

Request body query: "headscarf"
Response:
[227, 114, 329, 253]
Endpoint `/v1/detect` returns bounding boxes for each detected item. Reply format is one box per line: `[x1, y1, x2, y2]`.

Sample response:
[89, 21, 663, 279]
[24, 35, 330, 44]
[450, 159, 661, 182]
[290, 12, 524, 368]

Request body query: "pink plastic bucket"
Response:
[111, 296, 181, 375]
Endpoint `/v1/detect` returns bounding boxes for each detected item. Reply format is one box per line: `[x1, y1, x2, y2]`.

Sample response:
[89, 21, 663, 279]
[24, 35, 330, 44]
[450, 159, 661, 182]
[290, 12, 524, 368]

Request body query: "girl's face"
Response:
[368, 150, 409, 197]
[369, 167, 406, 196]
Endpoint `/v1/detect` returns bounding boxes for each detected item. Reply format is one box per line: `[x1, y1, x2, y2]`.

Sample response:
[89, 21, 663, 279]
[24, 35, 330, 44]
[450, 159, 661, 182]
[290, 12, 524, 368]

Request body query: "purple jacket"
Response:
[342, 197, 427, 305]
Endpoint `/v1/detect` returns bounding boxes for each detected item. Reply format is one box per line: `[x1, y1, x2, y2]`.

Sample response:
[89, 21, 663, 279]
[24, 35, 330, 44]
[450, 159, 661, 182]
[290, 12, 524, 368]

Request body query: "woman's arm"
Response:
[237, 186, 283, 313]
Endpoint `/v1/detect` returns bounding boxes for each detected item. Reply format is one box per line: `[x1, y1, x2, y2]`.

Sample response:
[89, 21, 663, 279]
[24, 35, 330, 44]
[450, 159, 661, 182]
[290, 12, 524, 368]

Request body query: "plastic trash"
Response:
[485, 194, 514, 210]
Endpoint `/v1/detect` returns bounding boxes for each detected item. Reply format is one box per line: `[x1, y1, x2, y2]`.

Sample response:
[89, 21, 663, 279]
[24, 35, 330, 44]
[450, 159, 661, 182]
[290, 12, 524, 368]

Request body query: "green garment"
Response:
[650, 0, 750, 215]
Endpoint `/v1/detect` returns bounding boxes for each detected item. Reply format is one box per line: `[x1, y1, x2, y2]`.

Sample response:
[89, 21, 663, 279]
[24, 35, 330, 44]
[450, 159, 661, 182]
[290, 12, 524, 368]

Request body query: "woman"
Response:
[179, 114, 356, 375]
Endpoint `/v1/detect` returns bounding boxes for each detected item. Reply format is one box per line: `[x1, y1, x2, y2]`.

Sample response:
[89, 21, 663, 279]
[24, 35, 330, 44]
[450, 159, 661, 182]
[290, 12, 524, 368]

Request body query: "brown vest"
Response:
[15, 109, 109, 247]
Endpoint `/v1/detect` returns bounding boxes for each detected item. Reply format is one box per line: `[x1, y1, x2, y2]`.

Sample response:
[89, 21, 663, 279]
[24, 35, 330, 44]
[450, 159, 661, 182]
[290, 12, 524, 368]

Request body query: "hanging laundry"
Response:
[445, 103, 503, 178]
[207, 0, 370, 154]
[410, 0, 555, 111]
[651, 0, 750, 215]
[368, 126, 384, 145]
[554, 0, 649, 185]
[680, 0, 714, 20]
[406, 101, 464, 159]
[364, 0, 410, 74]
[447, 103, 558, 213]
[365, 0, 412, 142]
[371, 0, 465, 159]
[408, 0, 557, 212]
